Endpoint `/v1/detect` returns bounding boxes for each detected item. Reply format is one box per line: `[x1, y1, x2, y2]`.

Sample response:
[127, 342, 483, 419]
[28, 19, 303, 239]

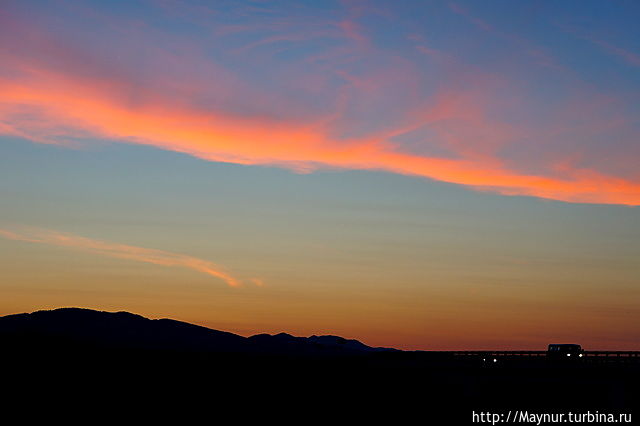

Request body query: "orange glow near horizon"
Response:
[1, 0, 639, 352]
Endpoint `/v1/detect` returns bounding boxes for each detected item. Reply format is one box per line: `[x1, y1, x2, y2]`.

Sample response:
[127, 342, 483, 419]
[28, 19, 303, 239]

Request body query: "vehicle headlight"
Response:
[567, 354, 571, 357]
[579, 354, 583, 358]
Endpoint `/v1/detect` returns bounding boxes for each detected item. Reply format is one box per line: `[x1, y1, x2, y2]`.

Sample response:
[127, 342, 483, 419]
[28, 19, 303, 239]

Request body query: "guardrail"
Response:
[450, 351, 546, 357]
[582, 351, 640, 362]
[439, 350, 640, 363]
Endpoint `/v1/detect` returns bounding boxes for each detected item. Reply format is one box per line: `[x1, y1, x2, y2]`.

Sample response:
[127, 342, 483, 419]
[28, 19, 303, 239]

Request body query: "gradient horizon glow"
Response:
[1, 0, 639, 350]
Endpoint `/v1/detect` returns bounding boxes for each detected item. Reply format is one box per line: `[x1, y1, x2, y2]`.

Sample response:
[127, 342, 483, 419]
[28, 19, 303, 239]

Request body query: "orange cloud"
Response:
[1, 61, 639, 206]
[251, 278, 266, 287]
[0, 7, 639, 208]
[0, 227, 242, 287]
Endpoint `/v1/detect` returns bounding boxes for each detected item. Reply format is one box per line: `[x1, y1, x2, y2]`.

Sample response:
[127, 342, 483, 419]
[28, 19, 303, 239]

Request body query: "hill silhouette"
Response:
[2, 307, 638, 420]
[0, 307, 394, 355]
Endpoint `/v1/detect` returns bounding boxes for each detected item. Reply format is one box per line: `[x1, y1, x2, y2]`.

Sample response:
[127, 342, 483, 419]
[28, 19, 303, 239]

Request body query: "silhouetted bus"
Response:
[547, 344, 584, 360]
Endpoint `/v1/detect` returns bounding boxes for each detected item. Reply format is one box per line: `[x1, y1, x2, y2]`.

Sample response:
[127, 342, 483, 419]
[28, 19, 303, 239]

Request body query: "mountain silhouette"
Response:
[1, 307, 638, 419]
[0, 307, 394, 355]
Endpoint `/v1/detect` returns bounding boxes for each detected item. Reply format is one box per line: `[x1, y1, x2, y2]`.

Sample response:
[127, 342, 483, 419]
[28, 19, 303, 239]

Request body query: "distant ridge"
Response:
[1, 308, 637, 416]
[0, 307, 396, 355]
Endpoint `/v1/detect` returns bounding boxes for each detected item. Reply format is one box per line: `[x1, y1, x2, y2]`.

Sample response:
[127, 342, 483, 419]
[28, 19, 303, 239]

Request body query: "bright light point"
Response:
[579, 354, 583, 358]
[493, 358, 497, 363]
[567, 354, 571, 357]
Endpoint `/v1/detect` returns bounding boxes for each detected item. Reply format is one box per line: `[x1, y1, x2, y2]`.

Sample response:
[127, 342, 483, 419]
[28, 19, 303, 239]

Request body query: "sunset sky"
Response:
[1, 0, 639, 350]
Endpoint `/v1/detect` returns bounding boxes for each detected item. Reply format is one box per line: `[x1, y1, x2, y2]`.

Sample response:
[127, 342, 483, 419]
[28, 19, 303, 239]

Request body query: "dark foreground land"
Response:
[1, 308, 637, 422]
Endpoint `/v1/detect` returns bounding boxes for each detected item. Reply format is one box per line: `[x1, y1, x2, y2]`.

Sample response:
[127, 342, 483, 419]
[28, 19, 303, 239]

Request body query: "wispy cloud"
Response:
[2, 62, 637, 205]
[595, 39, 640, 67]
[448, 2, 565, 71]
[561, 24, 640, 68]
[0, 227, 244, 287]
[448, 2, 493, 32]
[0, 2, 639, 205]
